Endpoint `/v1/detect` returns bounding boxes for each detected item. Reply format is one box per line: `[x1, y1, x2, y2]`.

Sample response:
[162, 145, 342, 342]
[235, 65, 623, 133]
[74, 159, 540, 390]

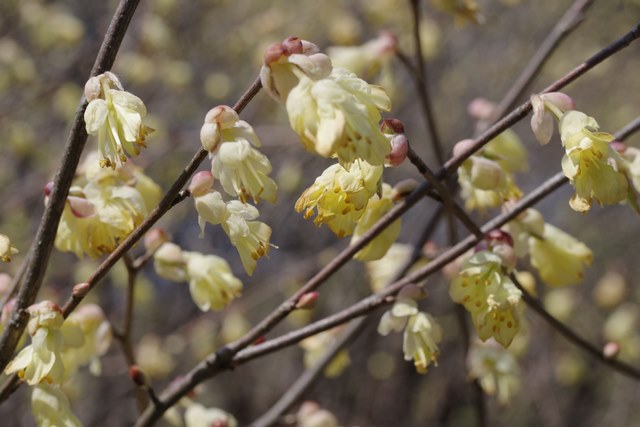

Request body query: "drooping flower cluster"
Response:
[467, 338, 520, 405]
[530, 92, 637, 213]
[295, 161, 382, 238]
[84, 72, 153, 169]
[153, 240, 243, 311]
[378, 285, 442, 374]
[0, 233, 18, 262]
[455, 130, 525, 212]
[31, 384, 82, 427]
[449, 231, 523, 347]
[503, 207, 593, 287]
[52, 152, 162, 259]
[200, 105, 277, 204]
[261, 37, 392, 168]
[189, 171, 272, 276]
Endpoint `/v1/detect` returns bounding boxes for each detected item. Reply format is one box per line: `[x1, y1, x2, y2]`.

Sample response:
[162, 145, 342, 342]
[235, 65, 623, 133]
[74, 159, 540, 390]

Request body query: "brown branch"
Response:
[0, 0, 143, 373]
[408, 0, 445, 166]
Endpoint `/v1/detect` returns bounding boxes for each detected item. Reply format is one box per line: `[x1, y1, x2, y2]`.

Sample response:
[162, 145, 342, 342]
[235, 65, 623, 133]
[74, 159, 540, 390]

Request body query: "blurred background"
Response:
[1, 0, 640, 425]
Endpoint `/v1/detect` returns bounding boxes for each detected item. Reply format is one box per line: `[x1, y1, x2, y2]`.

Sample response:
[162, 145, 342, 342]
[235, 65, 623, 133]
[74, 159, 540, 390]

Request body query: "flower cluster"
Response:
[261, 37, 392, 168]
[153, 240, 243, 311]
[378, 285, 442, 374]
[455, 130, 525, 212]
[200, 105, 277, 204]
[530, 92, 637, 213]
[189, 172, 272, 275]
[52, 152, 162, 259]
[84, 72, 153, 169]
[449, 232, 523, 347]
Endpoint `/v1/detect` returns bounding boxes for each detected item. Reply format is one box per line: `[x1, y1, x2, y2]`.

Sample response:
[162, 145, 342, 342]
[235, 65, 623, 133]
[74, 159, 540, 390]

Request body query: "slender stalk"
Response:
[479, 0, 593, 132]
[0, 0, 143, 373]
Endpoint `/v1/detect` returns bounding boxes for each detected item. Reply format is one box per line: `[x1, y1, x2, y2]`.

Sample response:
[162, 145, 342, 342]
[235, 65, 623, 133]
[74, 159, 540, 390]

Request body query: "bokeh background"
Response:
[1, 0, 640, 425]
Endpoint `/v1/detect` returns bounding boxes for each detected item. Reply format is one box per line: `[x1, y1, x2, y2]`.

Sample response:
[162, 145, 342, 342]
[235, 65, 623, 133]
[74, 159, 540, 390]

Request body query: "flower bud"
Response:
[188, 171, 214, 197]
[67, 196, 95, 218]
[386, 134, 408, 166]
[296, 291, 319, 310]
[204, 105, 238, 126]
[486, 229, 514, 247]
[467, 97, 496, 121]
[603, 342, 620, 359]
[129, 365, 147, 386]
[391, 178, 418, 200]
[144, 228, 170, 253]
[541, 92, 575, 112]
[84, 76, 102, 101]
[263, 43, 287, 65]
[592, 270, 628, 309]
[381, 118, 405, 134]
[282, 36, 303, 55]
[469, 157, 505, 190]
[72, 282, 91, 298]
[452, 138, 475, 159]
[44, 181, 54, 197]
[398, 284, 426, 301]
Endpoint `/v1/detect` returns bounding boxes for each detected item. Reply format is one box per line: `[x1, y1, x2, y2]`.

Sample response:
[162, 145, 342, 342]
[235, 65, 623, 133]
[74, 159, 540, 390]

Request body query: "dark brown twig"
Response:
[0, 0, 143, 373]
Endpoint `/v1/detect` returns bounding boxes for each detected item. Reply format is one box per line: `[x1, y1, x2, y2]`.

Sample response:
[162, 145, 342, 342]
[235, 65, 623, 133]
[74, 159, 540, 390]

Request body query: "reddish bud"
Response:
[129, 365, 146, 386]
[486, 229, 514, 247]
[44, 181, 54, 197]
[386, 134, 409, 166]
[603, 342, 620, 359]
[72, 282, 91, 298]
[253, 336, 266, 345]
[610, 141, 626, 153]
[144, 228, 170, 253]
[263, 43, 286, 65]
[381, 118, 405, 134]
[467, 98, 497, 121]
[282, 36, 303, 55]
[296, 291, 319, 309]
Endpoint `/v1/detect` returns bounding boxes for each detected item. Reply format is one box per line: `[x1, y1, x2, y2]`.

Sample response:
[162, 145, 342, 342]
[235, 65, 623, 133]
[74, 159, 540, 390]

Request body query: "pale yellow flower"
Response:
[31, 384, 82, 427]
[5, 302, 69, 385]
[61, 304, 112, 376]
[529, 223, 592, 287]
[84, 72, 153, 169]
[183, 252, 243, 311]
[366, 243, 414, 293]
[559, 111, 629, 212]
[351, 183, 401, 261]
[450, 251, 523, 347]
[0, 233, 19, 262]
[403, 311, 442, 374]
[286, 69, 391, 167]
[295, 161, 382, 238]
[327, 32, 397, 79]
[467, 339, 520, 405]
[184, 403, 238, 427]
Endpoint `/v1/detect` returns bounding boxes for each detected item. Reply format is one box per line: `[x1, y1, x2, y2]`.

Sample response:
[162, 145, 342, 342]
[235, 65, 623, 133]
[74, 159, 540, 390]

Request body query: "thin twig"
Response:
[0, 0, 143, 372]
[479, 0, 593, 132]
[616, 116, 640, 142]
[510, 273, 640, 380]
[408, 0, 445, 166]
[249, 319, 368, 427]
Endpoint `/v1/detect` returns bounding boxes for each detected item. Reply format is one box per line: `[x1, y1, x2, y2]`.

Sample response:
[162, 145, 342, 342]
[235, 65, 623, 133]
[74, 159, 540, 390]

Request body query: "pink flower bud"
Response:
[67, 196, 95, 218]
[144, 228, 170, 253]
[253, 336, 266, 345]
[541, 92, 575, 112]
[296, 291, 319, 309]
[486, 229, 514, 247]
[300, 40, 320, 55]
[386, 134, 409, 166]
[603, 342, 620, 359]
[381, 118, 405, 134]
[610, 141, 626, 153]
[452, 138, 475, 159]
[375, 31, 398, 55]
[263, 43, 286, 65]
[467, 98, 497, 120]
[189, 171, 214, 197]
[72, 282, 91, 297]
[282, 36, 303, 55]
[204, 105, 238, 126]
